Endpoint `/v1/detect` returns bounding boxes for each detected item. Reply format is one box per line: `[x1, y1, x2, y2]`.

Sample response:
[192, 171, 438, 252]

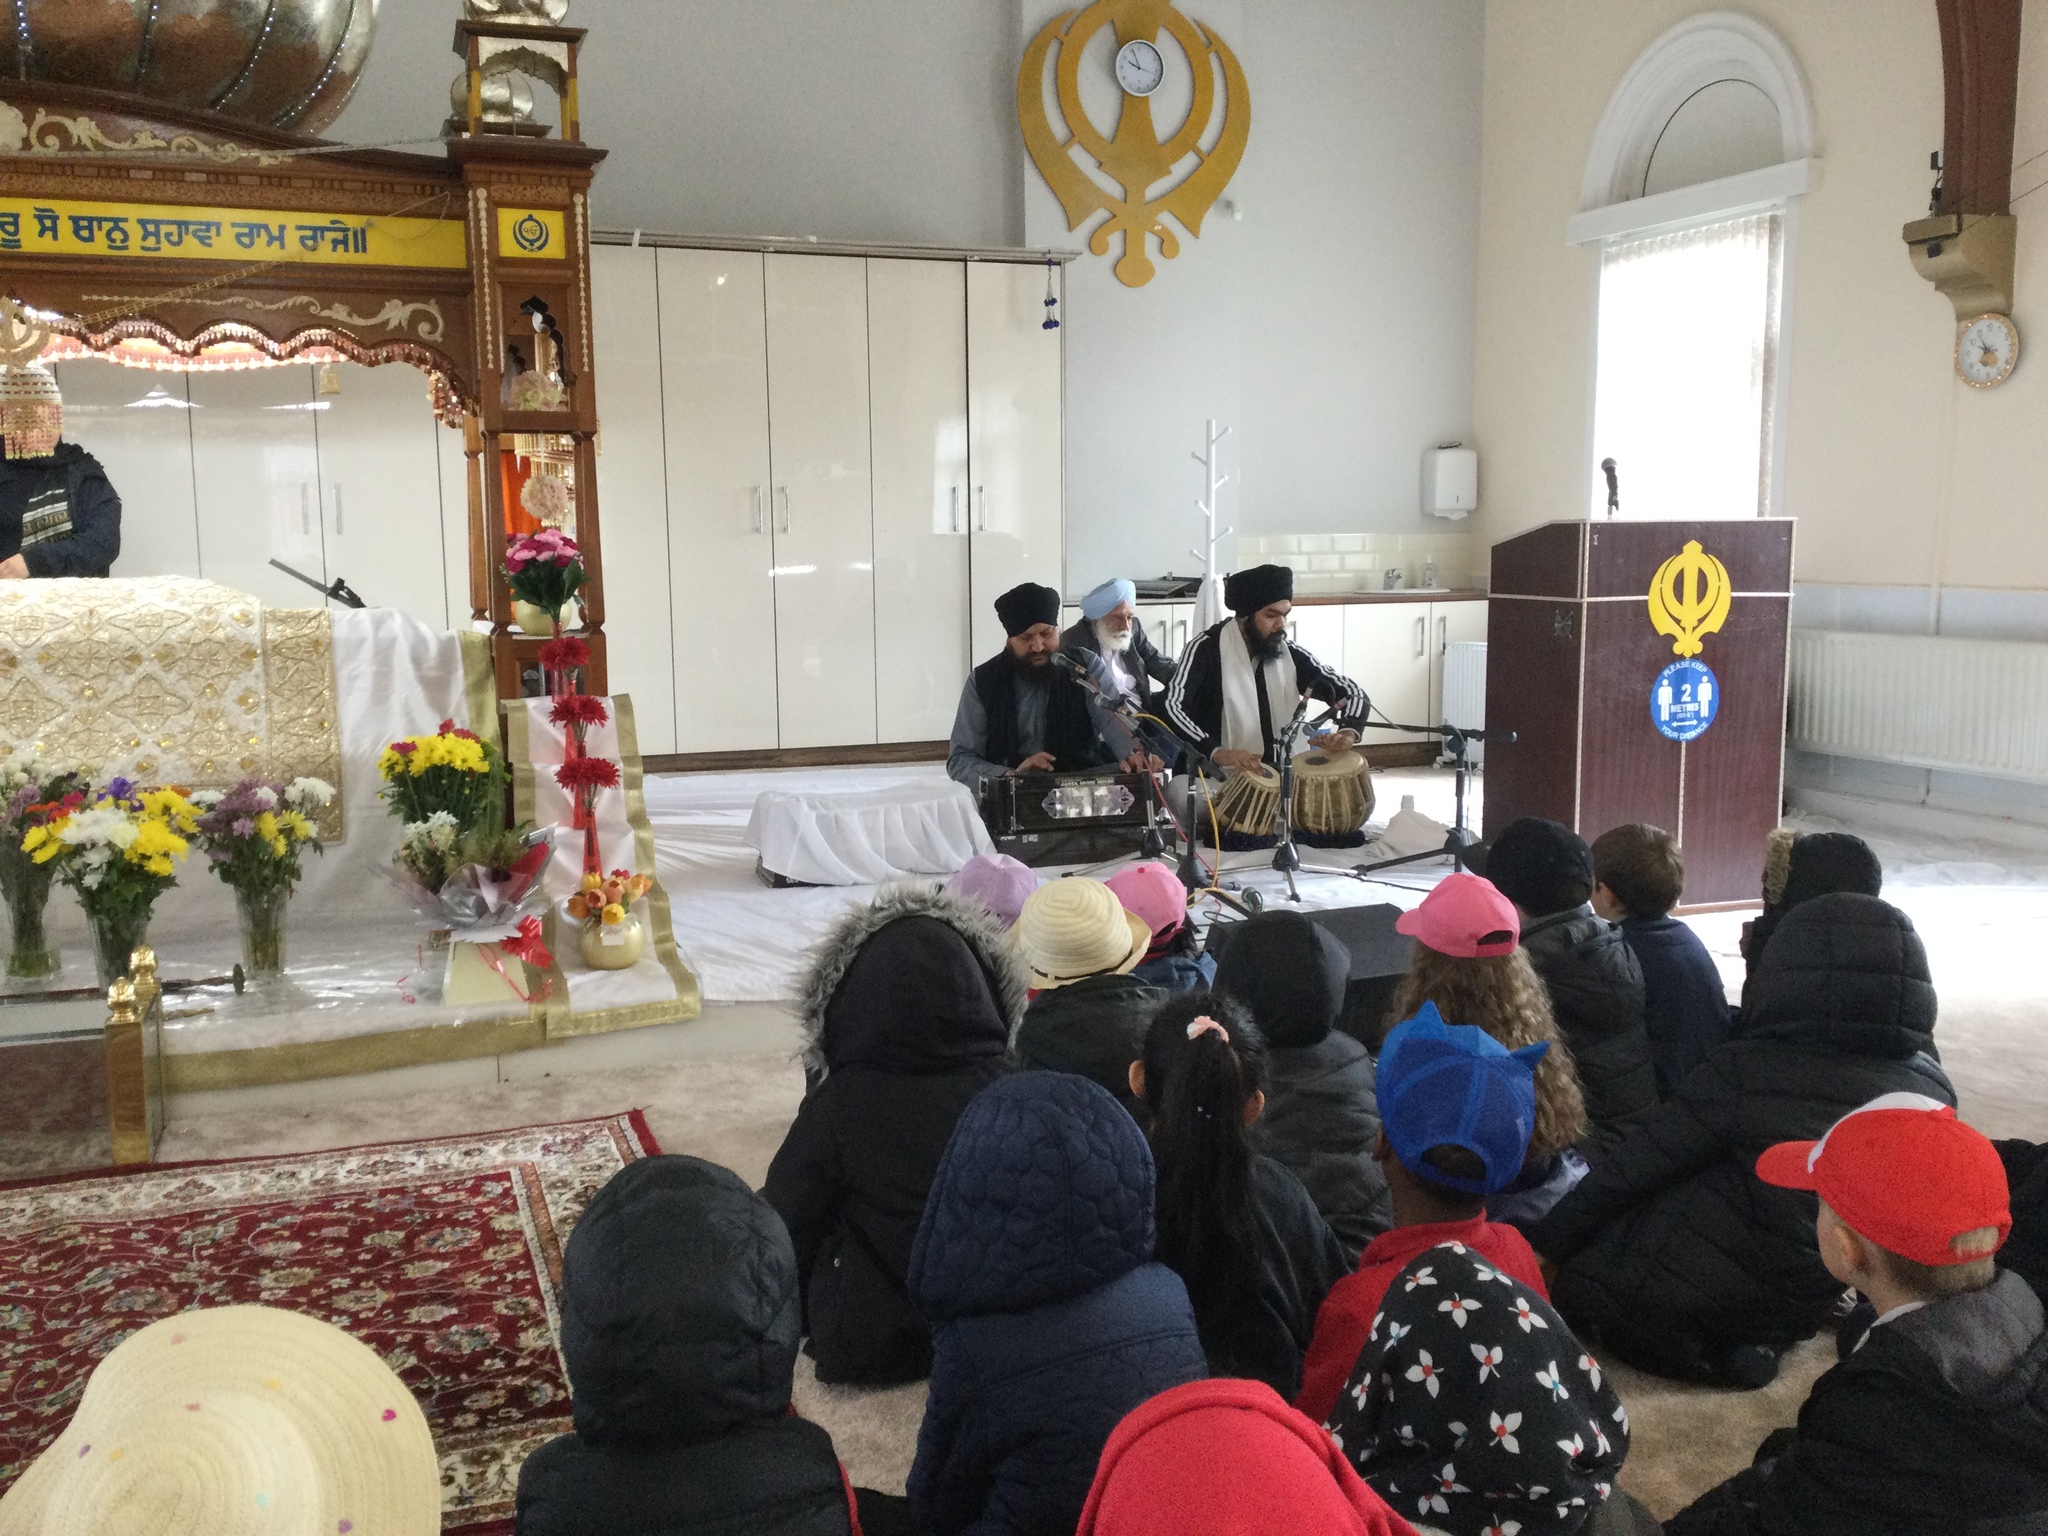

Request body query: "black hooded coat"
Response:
[515, 1156, 855, 1536]
[764, 887, 1025, 1384]
[1531, 894, 1954, 1366]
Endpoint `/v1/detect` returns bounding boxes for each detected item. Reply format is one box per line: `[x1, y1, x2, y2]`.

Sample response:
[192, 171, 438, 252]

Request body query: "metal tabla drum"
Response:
[1211, 762, 1282, 838]
[1291, 748, 1374, 836]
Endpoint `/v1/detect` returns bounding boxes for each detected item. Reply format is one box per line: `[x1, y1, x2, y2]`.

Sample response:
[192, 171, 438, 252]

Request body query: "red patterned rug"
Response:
[0, 1111, 659, 1533]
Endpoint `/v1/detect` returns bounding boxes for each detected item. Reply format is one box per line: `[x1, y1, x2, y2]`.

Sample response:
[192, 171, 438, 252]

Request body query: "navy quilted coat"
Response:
[907, 1072, 1208, 1536]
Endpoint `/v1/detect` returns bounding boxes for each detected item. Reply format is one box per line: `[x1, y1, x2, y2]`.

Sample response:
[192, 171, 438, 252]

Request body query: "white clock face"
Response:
[1957, 312, 2019, 388]
[1114, 38, 1165, 96]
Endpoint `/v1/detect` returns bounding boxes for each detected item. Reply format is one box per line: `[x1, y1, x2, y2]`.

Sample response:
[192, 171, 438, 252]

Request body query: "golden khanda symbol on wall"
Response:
[1018, 0, 1250, 288]
[1647, 540, 1733, 658]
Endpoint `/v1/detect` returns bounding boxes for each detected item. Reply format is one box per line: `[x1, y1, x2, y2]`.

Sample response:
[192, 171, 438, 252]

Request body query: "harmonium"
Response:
[977, 771, 1158, 867]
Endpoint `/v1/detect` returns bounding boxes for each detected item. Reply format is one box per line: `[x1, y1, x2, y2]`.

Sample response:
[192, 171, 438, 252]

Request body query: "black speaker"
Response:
[1204, 903, 1413, 1049]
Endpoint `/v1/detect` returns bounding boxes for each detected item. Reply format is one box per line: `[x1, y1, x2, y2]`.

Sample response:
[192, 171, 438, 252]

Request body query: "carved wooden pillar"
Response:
[1934, 0, 2024, 215]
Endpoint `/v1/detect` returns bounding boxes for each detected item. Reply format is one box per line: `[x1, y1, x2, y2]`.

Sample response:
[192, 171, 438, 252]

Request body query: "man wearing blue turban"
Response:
[1058, 578, 1178, 720]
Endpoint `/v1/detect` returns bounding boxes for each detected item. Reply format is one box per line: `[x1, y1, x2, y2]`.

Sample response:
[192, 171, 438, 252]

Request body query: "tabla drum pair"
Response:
[1206, 748, 1373, 840]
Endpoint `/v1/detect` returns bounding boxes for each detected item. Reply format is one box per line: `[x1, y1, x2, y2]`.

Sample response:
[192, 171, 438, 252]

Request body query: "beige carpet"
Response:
[152, 1048, 1944, 1519]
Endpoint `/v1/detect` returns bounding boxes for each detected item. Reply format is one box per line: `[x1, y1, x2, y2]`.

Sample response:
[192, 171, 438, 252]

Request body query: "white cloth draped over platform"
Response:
[745, 780, 993, 886]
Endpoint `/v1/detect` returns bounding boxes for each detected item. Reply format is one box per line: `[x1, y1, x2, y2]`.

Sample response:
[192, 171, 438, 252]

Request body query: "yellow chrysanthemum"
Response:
[282, 810, 315, 840]
[140, 788, 201, 833]
[22, 820, 65, 863]
[124, 820, 188, 872]
[256, 811, 279, 841]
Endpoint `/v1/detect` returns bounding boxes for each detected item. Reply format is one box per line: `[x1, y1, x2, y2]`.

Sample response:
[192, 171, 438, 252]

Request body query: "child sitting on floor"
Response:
[1296, 999, 1552, 1425]
[1591, 823, 1732, 1096]
[1214, 907, 1392, 1258]
[1108, 861, 1217, 992]
[907, 1072, 1208, 1536]
[1076, 1378, 1417, 1536]
[517, 1155, 882, 1536]
[1387, 873, 1593, 1228]
[1484, 818, 1658, 1158]
[1668, 1095, 2048, 1534]
[1130, 992, 1349, 1401]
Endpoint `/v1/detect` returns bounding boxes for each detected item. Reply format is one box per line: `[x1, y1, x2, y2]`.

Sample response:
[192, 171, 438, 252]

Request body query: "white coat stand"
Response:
[1190, 419, 1232, 632]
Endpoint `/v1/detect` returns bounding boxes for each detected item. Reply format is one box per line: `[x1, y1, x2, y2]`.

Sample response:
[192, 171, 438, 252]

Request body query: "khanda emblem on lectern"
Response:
[1648, 541, 1733, 658]
[1018, 0, 1250, 288]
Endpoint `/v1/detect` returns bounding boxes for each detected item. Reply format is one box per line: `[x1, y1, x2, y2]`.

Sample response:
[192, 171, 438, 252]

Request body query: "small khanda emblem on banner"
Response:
[1648, 540, 1733, 658]
[1018, 0, 1250, 288]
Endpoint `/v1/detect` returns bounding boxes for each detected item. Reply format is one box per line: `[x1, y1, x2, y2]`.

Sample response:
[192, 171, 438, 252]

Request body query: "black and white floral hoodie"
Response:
[1326, 1242, 1631, 1536]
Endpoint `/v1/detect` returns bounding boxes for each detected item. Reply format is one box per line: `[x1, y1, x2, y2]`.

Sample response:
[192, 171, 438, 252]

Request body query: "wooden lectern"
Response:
[1483, 520, 1794, 906]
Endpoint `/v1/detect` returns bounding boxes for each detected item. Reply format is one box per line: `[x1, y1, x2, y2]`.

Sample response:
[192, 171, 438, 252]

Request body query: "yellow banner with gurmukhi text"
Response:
[0, 195, 467, 269]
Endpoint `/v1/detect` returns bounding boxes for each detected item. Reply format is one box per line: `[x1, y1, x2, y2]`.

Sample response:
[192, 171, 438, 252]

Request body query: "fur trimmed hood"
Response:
[798, 882, 1029, 1080]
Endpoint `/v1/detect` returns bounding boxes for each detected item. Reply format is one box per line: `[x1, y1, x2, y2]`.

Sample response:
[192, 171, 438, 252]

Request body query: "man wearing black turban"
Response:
[1164, 563, 1368, 770]
[947, 582, 1152, 793]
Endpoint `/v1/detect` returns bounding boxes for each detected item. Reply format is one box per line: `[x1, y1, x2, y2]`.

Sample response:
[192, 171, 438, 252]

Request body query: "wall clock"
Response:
[1956, 311, 2018, 388]
[1114, 38, 1165, 96]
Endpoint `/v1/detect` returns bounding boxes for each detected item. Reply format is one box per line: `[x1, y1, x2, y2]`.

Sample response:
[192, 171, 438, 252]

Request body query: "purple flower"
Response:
[232, 817, 255, 838]
[103, 777, 137, 802]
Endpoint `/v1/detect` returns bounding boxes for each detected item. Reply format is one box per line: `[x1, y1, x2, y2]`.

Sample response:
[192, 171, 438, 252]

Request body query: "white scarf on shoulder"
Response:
[1219, 616, 1300, 758]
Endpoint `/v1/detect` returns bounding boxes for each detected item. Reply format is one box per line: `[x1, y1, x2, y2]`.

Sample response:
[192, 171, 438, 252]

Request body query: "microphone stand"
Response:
[1346, 719, 1514, 881]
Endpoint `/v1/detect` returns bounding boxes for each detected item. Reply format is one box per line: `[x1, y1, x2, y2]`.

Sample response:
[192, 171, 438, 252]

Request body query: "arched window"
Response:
[1571, 14, 1817, 521]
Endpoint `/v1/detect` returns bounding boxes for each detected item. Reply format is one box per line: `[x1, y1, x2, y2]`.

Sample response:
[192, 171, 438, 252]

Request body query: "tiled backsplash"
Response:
[1237, 532, 1479, 594]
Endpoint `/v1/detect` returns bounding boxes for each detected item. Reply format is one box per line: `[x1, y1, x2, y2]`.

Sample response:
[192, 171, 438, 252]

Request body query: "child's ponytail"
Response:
[1137, 991, 1267, 1315]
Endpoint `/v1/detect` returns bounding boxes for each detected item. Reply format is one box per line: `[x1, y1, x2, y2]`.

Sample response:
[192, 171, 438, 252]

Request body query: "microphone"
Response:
[1600, 458, 1619, 518]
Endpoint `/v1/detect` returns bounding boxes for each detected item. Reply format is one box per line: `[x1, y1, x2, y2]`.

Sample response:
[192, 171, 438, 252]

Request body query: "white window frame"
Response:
[1570, 13, 1819, 522]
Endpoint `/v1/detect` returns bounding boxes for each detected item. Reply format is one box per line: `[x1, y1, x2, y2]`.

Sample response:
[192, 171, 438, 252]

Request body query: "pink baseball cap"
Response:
[1106, 862, 1190, 953]
[1395, 873, 1520, 958]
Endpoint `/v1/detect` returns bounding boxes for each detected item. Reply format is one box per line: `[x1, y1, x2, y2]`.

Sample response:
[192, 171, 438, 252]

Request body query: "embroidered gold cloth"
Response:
[0, 577, 343, 837]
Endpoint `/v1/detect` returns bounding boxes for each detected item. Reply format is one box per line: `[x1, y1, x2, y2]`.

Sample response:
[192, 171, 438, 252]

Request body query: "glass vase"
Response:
[0, 845, 61, 979]
[90, 908, 151, 990]
[235, 885, 290, 978]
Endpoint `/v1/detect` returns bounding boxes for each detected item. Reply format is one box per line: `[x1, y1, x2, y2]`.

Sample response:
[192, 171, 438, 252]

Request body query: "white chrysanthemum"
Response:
[286, 777, 335, 810]
[252, 785, 279, 809]
[188, 788, 226, 809]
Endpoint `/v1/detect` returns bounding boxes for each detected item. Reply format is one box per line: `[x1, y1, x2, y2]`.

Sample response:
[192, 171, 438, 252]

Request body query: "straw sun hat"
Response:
[0, 1306, 440, 1536]
[1016, 876, 1150, 990]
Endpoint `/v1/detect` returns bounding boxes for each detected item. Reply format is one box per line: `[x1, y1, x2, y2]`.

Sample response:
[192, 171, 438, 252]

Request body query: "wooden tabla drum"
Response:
[1211, 762, 1281, 837]
[1291, 748, 1373, 836]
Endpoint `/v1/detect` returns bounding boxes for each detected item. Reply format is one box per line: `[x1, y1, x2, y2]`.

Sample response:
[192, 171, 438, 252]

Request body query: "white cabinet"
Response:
[967, 261, 1064, 663]
[590, 244, 679, 753]
[869, 258, 970, 742]
[765, 254, 877, 749]
[52, 361, 200, 580]
[1140, 601, 1197, 662]
[1285, 605, 1347, 670]
[315, 361, 450, 628]
[1341, 597, 1489, 745]
[188, 366, 326, 612]
[658, 247, 779, 754]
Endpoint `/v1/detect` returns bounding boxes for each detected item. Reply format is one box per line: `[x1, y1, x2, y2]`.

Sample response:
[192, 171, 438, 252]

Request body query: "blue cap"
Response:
[1082, 578, 1137, 621]
[1377, 1001, 1547, 1195]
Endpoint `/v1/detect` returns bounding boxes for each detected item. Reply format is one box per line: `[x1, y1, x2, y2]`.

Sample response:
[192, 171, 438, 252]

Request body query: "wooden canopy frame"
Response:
[0, 62, 609, 699]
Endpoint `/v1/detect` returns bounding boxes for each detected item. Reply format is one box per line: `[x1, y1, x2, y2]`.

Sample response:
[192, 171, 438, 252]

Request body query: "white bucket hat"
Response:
[0, 1306, 441, 1536]
[1016, 876, 1150, 990]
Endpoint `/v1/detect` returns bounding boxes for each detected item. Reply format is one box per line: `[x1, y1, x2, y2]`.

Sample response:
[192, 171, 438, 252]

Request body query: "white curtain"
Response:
[1591, 211, 1782, 520]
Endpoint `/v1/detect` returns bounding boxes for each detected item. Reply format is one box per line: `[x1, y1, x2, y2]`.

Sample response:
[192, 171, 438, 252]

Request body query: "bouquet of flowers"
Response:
[537, 634, 589, 700]
[555, 754, 621, 879]
[379, 720, 504, 836]
[505, 529, 586, 625]
[566, 867, 652, 926]
[0, 762, 91, 978]
[192, 777, 334, 976]
[549, 693, 608, 757]
[22, 779, 201, 985]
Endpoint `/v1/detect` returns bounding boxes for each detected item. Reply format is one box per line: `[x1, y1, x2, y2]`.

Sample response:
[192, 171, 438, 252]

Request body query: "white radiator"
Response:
[1440, 641, 1487, 765]
[1789, 629, 2048, 783]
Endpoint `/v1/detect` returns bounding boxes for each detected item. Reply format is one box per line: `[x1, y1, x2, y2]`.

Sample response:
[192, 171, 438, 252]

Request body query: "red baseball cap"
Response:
[1395, 872, 1520, 958]
[1755, 1093, 2011, 1267]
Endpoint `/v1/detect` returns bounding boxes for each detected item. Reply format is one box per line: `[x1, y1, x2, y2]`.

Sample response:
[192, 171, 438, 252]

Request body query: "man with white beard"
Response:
[1058, 578, 1178, 716]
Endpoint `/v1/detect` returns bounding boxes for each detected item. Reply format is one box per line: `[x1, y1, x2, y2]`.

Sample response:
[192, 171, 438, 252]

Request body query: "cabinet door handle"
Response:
[751, 486, 764, 535]
[332, 484, 344, 537]
[1414, 616, 1427, 658]
[976, 486, 987, 533]
[950, 485, 960, 534]
[1438, 616, 1447, 652]
[777, 487, 791, 534]
[300, 483, 311, 536]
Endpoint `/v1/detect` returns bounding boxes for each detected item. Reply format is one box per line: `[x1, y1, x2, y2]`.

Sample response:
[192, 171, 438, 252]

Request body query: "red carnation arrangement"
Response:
[538, 636, 589, 672]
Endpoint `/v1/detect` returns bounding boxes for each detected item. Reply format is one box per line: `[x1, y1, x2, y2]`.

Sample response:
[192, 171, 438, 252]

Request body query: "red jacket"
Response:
[1294, 1215, 1548, 1425]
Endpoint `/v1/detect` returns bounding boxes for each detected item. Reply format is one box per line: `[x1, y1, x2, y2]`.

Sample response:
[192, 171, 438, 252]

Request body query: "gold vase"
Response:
[513, 598, 580, 635]
[578, 916, 644, 971]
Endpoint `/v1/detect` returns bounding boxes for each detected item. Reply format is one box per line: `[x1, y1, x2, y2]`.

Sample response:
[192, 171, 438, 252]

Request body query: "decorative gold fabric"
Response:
[0, 577, 343, 838]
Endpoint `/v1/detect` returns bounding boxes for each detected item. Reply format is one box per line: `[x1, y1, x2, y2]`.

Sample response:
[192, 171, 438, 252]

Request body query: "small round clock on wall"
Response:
[1115, 38, 1166, 96]
[1956, 312, 2019, 388]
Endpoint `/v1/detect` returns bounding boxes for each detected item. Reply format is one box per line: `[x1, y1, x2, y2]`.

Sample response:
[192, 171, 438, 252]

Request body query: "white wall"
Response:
[330, 0, 1484, 601]
[1473, 0, 2048, 626]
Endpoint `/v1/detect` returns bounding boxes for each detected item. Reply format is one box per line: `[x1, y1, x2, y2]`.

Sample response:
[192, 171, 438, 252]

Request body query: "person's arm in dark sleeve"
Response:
[946, 675, 1007, 793]
[1164, 628, 1221, 758]
[1291, 643, 1369, 733]
[761, 1089, 844, 1292]
[22, 464, 120, 577]
[1530, 1053, 1736, 1264]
